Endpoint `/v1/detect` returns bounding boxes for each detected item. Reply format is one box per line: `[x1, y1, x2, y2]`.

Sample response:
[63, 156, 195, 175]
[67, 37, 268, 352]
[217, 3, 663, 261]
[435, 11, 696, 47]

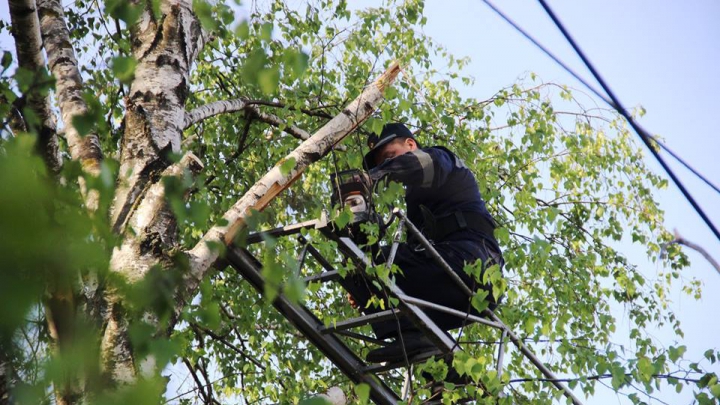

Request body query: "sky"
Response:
[1, 0, 719, 404]
[414, 1, 720, 403]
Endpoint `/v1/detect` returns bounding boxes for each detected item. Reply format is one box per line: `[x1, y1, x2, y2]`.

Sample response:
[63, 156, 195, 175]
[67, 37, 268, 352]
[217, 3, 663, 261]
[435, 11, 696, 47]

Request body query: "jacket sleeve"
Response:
[368, 147, 454, 188]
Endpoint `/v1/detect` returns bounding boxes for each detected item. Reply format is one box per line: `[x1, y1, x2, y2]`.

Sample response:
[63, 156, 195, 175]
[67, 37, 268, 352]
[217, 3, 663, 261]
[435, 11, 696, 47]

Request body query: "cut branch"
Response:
[8, 0, 62, 173]
[183, 61, 401, 303]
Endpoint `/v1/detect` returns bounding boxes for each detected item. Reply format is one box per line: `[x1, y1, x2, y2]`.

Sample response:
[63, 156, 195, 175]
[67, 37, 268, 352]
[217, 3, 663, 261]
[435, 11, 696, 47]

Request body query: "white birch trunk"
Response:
[111, 0, 205, 231]
[8, 0, 62, 173]
[184, 62, 400, 299]
[102, 0, 205, 387]
[38, 0, 103, 211]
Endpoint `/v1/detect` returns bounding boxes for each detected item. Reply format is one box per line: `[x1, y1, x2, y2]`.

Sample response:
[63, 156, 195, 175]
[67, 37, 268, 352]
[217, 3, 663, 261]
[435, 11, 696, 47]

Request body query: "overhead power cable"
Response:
[655, 141, 720, 195]
[479, 0, 611, 107]
[534, 0, 720, 242]
[480, 0, 720, 241]
[480, 0, 719, 199]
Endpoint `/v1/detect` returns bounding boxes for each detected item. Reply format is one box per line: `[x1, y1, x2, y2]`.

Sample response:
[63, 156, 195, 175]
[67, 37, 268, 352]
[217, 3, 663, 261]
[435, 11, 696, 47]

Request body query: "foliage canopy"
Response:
[0, 0, 717, 404]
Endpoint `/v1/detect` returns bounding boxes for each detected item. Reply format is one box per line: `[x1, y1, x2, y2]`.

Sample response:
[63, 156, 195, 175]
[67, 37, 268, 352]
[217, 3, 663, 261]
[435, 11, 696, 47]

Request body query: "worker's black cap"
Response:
[363, 123, 419, 170]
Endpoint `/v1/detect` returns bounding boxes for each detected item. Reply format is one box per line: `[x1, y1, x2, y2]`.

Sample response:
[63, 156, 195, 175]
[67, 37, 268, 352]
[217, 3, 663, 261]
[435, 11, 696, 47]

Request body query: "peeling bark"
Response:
[38, 0, 103, 211]
[102, 153, 203, 385]
[101, 0, 206, 387]
[110, 153, 203, 283]
[8, 0, 62, 173]
[111, 0, 205, 232]
[184, 62, 400, 300]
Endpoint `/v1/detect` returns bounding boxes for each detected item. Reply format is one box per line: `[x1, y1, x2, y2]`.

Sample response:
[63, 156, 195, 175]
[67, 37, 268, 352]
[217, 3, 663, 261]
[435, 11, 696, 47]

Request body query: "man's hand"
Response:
[346, 293, 359, 310]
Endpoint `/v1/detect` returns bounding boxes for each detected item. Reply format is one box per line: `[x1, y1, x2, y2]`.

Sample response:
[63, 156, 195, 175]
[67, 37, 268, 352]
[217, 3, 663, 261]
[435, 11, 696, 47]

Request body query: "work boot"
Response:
[366, 331, 435, 363]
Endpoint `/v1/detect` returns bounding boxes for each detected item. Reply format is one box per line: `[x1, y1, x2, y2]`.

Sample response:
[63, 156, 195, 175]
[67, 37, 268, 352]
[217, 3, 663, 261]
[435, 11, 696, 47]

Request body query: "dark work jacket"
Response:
[369, 146, 500, 253]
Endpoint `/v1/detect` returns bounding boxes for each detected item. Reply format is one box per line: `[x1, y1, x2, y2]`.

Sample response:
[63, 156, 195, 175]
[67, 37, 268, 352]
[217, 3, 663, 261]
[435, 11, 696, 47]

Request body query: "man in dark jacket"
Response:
[342, 122, 504, 364]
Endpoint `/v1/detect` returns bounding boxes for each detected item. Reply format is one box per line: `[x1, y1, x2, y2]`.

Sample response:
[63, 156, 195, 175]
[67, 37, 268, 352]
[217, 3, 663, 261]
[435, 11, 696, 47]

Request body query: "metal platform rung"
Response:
[320, 309, 402, 333]
[362, 348, 445, 374]
[334, 330, 389, 346]
[303, 270, 341, 284]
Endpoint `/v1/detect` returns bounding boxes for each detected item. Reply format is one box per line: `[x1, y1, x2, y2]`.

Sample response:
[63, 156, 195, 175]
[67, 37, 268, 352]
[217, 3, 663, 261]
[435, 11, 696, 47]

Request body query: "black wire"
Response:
[655, 141, 720, 195]
[481, 0, 720, 241]
[534, 0, 720, 242]
[480, 0, 612, 107]
[482, 0, 719, 201]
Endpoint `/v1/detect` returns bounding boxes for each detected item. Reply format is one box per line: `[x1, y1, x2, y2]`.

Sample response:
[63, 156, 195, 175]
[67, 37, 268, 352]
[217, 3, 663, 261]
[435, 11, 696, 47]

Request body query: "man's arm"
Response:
[369, 147, 455, 188]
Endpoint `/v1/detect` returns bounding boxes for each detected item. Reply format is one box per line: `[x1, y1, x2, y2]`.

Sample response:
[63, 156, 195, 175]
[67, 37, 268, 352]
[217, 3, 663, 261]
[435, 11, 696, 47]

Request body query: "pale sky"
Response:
[418, 1, 719, 403]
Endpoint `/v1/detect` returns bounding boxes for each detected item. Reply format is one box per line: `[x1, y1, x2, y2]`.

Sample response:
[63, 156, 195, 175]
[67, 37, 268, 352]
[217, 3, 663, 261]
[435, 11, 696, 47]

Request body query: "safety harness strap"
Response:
[420, 206, 497, 243]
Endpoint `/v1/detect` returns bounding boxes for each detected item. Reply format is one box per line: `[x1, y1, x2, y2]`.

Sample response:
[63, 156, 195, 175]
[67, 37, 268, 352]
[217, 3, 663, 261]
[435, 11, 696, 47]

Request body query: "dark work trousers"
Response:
[339, 237, 503, 340]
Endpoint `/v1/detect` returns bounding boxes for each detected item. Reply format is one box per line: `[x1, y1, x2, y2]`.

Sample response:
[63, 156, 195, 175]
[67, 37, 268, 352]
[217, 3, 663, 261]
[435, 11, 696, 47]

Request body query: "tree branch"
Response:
[182, 358, 210, 405]
[182, 62, 401, 309]
[247, 106, 312, 140]
[184, 98, 249, 129]
[183, 98, 346, 148]
[508, 371, 700, 384]
[8, 0, 62, 173]
[191, 323, 266, 371]
[0, 95, 27, 135]
[663, 230, 720, 275]
[38, 0, 104, 210]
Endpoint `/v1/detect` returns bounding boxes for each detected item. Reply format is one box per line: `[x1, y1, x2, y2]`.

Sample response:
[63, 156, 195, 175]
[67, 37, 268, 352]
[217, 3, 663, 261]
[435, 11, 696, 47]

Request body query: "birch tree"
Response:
[0, 1, 717, 404]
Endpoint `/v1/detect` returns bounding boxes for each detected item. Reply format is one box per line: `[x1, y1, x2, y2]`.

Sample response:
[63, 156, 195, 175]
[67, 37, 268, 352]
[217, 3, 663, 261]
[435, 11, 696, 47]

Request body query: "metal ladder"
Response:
[225, 209, 584, 405]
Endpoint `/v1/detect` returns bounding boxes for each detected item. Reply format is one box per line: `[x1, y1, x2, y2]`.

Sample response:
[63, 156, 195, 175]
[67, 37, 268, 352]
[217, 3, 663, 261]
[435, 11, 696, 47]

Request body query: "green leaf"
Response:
[704, 349, 717, 363]
[193, 0, 216, 30]
[235, 20, 249, 39]
[284, 275, 306, 304]
[299, 398, 331, 405]
[1, 51, 11, 72]
[637, 356, 655, 382]
[104, 0, 143, 25]
[471, 290, 489, 313]
[611, 364, 626, 389]
[72, 113, 96, 137]
[283, 48, 309, 79]
[279, 157, 296, 176]
[669, 345, 687, 362]
[258, 66, 280, 95]
[111, 56, 137, 84]
[494, 227, 510, 244]
[710, 383, 720, 398]
[334, 207, 353, 229]
[355, 383, 370, 405]
[260, 22, 273, 41]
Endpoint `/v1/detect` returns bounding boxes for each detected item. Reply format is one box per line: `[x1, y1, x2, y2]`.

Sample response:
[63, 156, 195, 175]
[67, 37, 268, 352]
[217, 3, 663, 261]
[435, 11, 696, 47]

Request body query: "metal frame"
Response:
[226, 245, 400, 405]
[226, 208, 585, 405]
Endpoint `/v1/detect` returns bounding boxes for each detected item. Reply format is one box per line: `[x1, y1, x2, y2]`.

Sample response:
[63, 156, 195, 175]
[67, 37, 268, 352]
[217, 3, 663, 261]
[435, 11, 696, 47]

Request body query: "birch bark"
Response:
[101, 0, 206, 386]
[38, 0, 103, 211]
[8, 0, 62, 173]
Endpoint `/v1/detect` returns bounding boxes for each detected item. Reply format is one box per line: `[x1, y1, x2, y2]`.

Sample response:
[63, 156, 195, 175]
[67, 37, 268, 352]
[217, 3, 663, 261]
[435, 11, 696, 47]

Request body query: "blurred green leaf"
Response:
[111, 56, 137, 84]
